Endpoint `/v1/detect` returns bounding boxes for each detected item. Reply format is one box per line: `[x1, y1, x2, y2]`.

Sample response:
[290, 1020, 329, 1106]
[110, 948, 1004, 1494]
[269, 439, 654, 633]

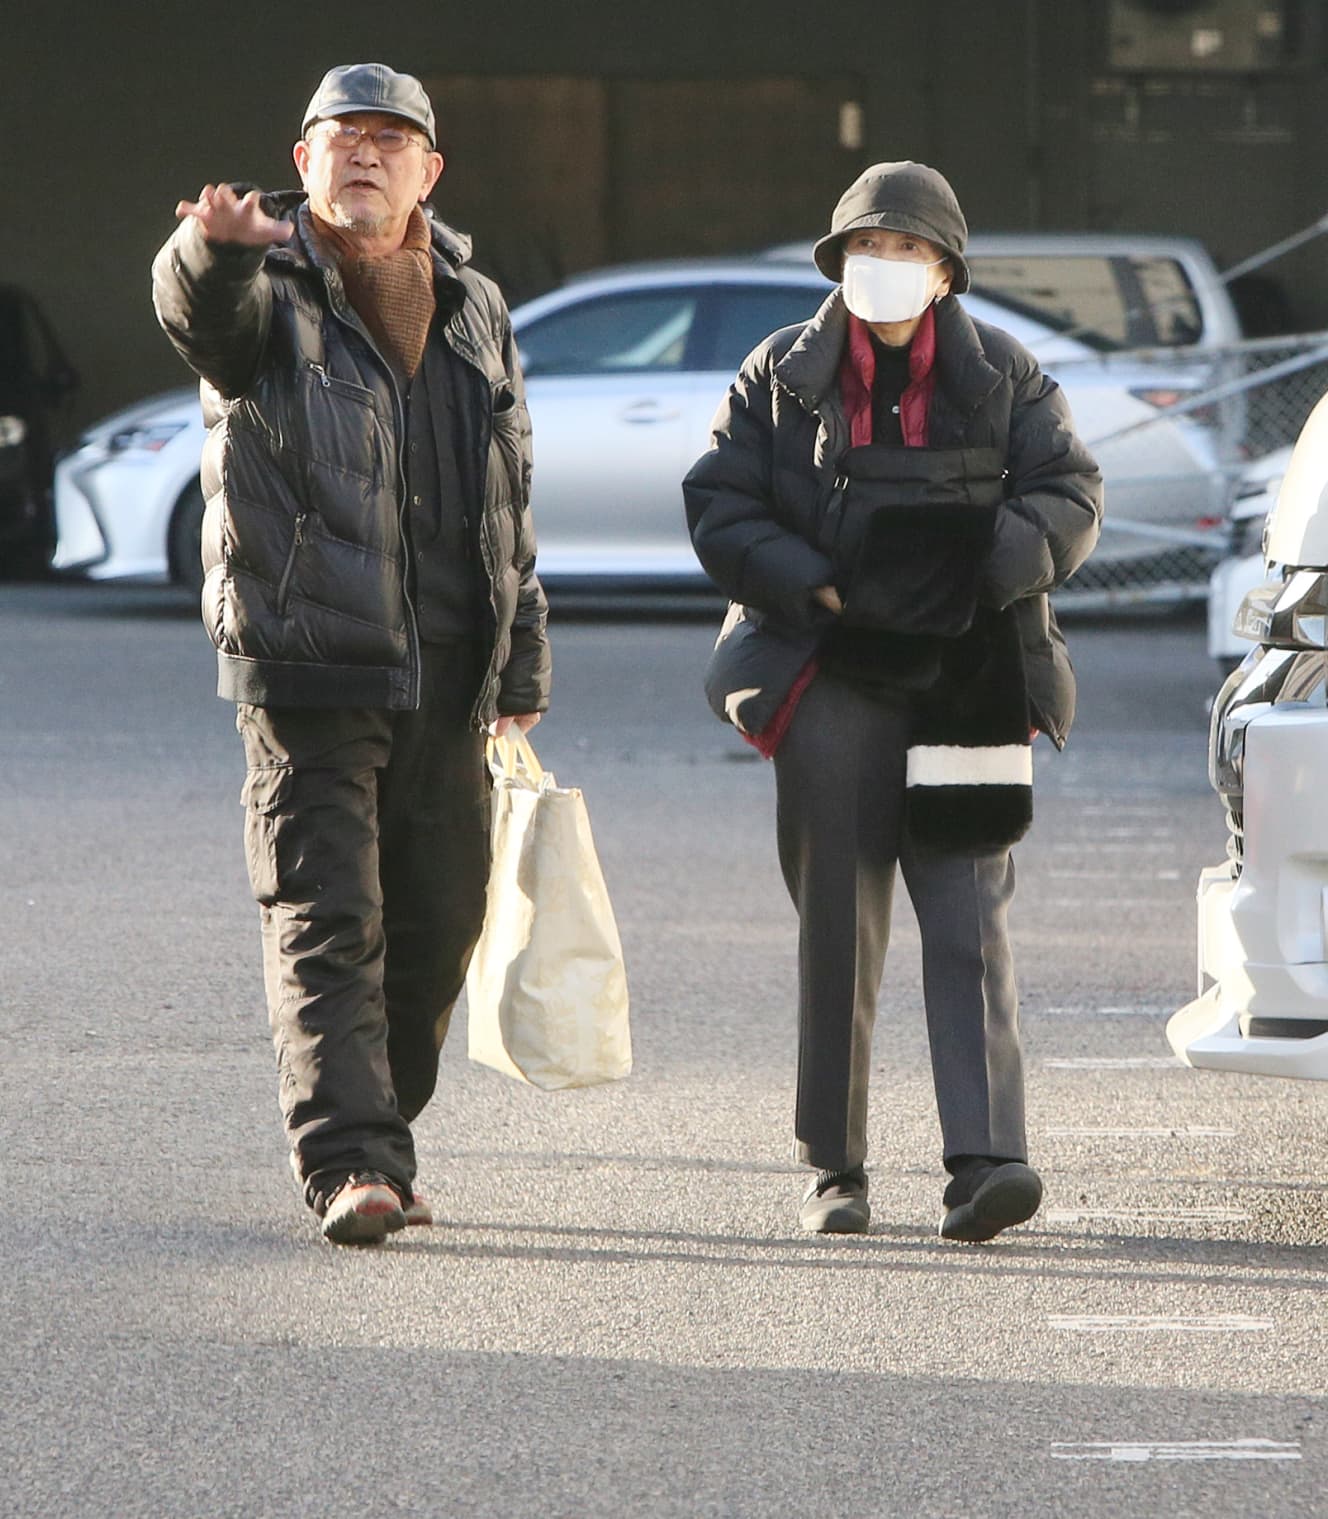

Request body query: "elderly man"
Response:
[153, 64, 549, 1245]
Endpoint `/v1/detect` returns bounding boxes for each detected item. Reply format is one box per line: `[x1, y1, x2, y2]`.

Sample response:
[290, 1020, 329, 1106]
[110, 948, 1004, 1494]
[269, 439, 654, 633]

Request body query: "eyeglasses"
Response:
[311, 122, 424, 154]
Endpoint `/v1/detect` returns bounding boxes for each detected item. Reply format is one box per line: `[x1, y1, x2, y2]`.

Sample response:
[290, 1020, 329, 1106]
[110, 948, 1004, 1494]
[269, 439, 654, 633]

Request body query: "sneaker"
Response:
[321, 1171, 408, 1246]
[938, 1159, 1042, 1243]
[799, 1166, 870, 1233]
[403, 1185, 434, 1227]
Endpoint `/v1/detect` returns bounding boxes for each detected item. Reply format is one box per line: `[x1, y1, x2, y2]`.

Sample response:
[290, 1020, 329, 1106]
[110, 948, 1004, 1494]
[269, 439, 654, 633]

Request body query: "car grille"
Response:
[1223, 798, 1244, 876]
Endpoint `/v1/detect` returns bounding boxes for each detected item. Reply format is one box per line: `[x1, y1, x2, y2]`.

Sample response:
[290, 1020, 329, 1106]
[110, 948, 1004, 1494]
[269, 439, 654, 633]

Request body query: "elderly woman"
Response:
[684, 162, 1102, 1240]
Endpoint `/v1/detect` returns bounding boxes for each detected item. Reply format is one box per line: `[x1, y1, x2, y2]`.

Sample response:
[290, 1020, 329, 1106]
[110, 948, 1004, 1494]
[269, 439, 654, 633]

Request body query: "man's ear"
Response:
[292, 139, 311, 185]
[420, 150, 445, 203]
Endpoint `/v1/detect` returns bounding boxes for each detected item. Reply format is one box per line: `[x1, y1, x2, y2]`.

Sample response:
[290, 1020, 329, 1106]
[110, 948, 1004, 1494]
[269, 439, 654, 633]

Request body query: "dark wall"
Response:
[6, 0, 1327, 426]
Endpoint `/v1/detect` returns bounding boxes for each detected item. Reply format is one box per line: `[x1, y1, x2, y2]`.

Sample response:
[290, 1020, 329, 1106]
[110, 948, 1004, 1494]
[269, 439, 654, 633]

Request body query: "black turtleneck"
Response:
[868, 335, 911, 447]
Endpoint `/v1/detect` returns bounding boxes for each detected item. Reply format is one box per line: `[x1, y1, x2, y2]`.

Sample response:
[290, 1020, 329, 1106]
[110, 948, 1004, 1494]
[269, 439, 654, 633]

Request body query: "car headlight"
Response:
[0, 414, 27, 448]
[107, 421, 190, 454]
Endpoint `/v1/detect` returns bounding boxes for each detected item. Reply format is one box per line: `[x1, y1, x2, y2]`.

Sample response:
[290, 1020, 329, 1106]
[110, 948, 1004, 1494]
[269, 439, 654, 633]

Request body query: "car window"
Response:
[517, 290, 700, 377]
[694, 284, 827, 371]
[966, 254, 1203, 351]
[1128, 257, 1205, 346]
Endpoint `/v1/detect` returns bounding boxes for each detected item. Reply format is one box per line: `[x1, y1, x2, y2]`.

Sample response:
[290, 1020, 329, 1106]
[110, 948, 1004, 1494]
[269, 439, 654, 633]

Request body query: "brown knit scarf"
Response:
[312, 206, 436, 381]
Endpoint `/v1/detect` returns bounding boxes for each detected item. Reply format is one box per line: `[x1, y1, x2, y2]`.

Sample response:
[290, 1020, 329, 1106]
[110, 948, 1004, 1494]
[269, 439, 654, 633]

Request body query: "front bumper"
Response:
[1168, 705, 1328, 1079]
[51, 448, 174, 581]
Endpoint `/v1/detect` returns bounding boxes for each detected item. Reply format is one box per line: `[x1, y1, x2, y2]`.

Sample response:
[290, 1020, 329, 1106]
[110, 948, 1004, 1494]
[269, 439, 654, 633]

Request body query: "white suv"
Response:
[1169, 392, 1328, 1081]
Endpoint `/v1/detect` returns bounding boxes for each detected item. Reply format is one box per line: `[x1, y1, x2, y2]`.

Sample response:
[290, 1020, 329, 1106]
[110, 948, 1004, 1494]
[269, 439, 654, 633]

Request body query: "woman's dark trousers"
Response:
[773, 673, 1027, 1173]
[236, 643, 490, 1215]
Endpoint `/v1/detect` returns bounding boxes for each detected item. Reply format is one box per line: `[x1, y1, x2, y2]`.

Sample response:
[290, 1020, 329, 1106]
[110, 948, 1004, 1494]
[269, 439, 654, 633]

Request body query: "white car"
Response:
[52, 389, 204, 585]
[53, 255, 1228, 590]
[1168, 393, 1328, 1081]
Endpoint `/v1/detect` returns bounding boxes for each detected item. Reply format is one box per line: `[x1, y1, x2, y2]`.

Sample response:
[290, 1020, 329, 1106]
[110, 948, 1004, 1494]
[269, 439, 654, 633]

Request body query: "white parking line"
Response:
[1038, 1005, 1173, 1017]
[1044, 869, 1182, 881]
[1045, 1056, 1181, 1069]
[1078, 804, 1172, 815]
[1050, 838, 1175, 849]
[1048, 1314, 1273, 1332]
[1034, 900, 1178, 909]
[1050, 1440, 1300, 1463]
[1047, 1207, 1249, 1225]
[1069, 828, 1166, 839]
[1043, 1126, 1235, 1138]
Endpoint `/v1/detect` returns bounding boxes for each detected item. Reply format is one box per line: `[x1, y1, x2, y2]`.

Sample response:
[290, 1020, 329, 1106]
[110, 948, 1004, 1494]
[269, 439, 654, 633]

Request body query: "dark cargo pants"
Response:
[236, 642, 490, 1215]
[773, 673, 1027, 1174]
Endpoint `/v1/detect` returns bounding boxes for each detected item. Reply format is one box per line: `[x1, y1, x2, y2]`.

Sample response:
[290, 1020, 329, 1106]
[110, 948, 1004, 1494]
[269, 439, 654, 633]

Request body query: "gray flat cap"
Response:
[302, 63, 436, 146]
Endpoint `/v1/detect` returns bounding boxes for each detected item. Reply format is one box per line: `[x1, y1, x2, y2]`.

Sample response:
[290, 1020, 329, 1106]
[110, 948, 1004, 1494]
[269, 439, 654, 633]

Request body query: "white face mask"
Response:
[841, 253, 944, 324]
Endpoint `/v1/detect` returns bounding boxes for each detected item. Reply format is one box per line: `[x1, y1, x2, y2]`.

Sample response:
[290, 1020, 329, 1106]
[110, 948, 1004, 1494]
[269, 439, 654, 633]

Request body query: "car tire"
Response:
[168, 478, 205, 594]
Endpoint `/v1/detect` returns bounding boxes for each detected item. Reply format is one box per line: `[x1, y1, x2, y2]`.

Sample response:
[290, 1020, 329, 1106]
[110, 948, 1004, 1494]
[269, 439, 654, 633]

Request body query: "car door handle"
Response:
[620, 400, 682, 424]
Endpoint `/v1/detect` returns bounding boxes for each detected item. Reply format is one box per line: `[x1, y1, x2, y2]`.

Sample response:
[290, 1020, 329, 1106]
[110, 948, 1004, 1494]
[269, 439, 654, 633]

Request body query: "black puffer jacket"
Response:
[683, 290, 1102, 747]
[151, 194, 549, 723]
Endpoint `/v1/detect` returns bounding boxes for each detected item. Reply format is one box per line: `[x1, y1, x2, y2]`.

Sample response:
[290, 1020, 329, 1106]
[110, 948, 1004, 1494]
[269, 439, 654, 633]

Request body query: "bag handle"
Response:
[487, 730, 546, 784]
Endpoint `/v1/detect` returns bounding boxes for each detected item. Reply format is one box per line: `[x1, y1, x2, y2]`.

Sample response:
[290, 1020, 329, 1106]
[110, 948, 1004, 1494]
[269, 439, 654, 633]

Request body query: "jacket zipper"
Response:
[820, 473, 848, 554]
[447, 323, 503, 722]
[322, 292, 421, 709]
[275, 512, 307, 615]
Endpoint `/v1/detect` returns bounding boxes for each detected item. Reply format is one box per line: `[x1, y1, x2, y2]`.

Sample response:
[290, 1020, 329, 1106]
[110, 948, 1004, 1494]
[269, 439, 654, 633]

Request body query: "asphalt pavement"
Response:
[2, 582, 1325, 1518]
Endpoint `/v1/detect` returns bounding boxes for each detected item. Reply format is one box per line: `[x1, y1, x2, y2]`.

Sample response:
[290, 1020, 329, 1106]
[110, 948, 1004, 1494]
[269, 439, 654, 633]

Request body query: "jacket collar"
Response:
[775, 286, 1004, 418]
[260, 191, 470, 317]
[930, 294, 1004, 415]
[774, 288, 849, 413]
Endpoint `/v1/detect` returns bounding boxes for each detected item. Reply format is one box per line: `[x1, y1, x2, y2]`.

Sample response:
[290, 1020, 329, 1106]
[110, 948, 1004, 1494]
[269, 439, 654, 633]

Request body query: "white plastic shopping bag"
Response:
[466, 732, 632, 1089]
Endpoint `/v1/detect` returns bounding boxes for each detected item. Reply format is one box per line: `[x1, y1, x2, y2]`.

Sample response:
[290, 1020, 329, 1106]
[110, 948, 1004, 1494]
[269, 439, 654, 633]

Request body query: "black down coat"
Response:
[151, 194, 550, 723]
[683, 290, 1103, 748]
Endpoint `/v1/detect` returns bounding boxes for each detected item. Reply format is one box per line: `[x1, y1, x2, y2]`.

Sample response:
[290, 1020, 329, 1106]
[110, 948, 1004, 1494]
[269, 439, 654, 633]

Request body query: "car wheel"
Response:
[168, 479, 205, 594]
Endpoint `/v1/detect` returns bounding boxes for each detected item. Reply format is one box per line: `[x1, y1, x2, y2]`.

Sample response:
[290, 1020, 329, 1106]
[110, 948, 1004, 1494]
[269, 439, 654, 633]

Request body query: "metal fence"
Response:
[1044, 333, 1328, 609]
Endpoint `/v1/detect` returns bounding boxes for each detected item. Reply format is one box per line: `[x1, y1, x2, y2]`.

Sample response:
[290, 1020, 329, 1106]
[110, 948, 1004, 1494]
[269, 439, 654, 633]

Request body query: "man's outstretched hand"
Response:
[175, 183, 293, 247]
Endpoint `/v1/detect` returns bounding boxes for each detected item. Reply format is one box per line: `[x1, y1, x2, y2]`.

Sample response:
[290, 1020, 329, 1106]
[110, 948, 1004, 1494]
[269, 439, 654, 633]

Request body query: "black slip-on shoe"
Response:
[799, 1166, 870, 1234]
[939, 1160, 1042, 1243]
[321, 1171, 408, 1246]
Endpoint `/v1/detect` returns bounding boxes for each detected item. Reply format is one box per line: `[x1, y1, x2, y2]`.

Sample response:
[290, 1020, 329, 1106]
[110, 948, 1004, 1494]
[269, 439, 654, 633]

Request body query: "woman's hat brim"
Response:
[812, 215, 971, 293]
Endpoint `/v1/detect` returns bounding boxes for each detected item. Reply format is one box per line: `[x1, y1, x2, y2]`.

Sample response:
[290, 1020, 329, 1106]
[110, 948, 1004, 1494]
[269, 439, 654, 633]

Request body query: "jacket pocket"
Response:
[490, 389, 530, 504]
[274, 512, 308, 616]
[304, 361, 376, 406]
[291, 363, 384, 488]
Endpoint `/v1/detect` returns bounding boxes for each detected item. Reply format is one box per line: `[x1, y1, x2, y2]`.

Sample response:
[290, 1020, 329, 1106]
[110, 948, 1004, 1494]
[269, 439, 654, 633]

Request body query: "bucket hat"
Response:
[813, 161, 970, 292]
